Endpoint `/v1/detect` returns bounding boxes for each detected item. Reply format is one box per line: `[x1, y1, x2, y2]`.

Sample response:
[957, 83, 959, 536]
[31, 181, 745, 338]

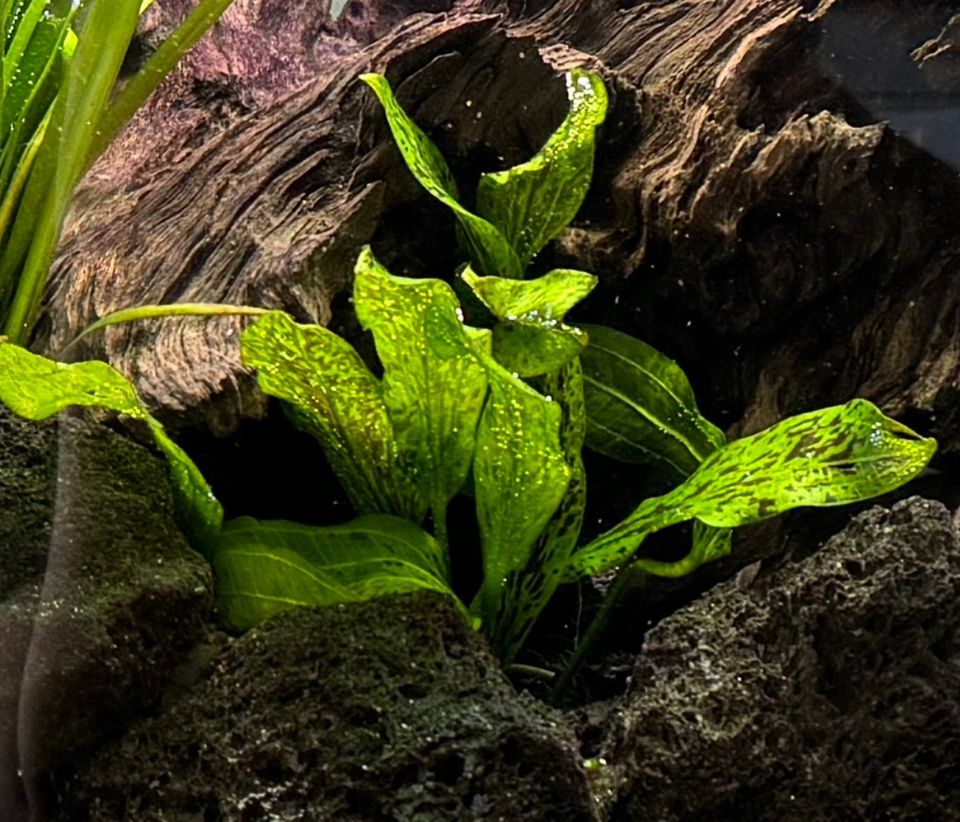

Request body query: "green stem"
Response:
[548, 569, 632, 705]
[59, 302, 272, 355]
[549, 536, 710, 705]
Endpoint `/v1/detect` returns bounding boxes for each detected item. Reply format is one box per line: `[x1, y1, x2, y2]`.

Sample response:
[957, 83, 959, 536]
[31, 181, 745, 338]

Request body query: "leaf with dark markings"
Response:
[485, 358, 587, 660]
[491, 319, 587, 378]
[568, 399, 936, 578]
[360, 73, 523, 279]
[462, 266, 597, 321]
[241, 311, 423, 521]
[353, 247, 489, 526]
[475, 68, 608, 269]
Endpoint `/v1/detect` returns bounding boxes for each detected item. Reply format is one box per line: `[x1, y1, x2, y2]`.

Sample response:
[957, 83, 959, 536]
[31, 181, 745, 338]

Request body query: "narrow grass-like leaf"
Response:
[462, 266, 597, 321]
[353, 247, 488, 536]
[2, 0, 141, 341]
[61, 301, 271, 354]
[360, 73, 523, 279]
[475, 68, 608, 269]
[580, 324, 725, 475]
[88, 0, 237, 168]
[568, 399, 936, 578]
[1, 5, 67, 138]
[212, 514, 460, 630]
[1, 0, 235, 342]
[241, 311, 423, 520]
[0, 339, 222, 544]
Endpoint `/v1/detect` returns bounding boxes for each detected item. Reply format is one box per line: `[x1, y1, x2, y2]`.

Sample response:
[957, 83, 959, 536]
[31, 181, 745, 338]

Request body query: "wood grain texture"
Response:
[45, 0, 960, 450]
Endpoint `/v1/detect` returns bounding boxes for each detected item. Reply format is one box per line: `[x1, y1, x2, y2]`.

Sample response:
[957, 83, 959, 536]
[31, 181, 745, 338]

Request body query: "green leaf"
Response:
[475, 68, 608, 269]
[353, 247, 489, 529]
[460, 266, 595, 377]
[568, 399, 936, 578]
[212, 514, 461, 631]
[2, 0, 142, 342]
[462, 266, 597, 321]
[580, 324, 725, 475]
[360, 73, 523, 279]
[240, 311, 423, 521]
[491, 319, 587, 378]
[471, 360, 571, 629]
[88, 0, 237, 167]
[1, 0, 237, 343]
[0, 339, 222, 544]
[485, 358, 587, 660]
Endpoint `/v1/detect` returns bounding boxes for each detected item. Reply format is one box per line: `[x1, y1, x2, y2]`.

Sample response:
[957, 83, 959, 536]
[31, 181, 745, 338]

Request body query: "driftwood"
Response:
[9, 3, 960, 816]
[46, 0, 960, 452]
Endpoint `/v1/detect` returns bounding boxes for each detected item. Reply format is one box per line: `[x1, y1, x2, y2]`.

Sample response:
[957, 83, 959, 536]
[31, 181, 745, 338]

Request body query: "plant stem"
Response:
[549, 537, 711, 705]
[59, 302, 272, 355]
[431, 499, 450, 579]
[548, 569, 633, 705]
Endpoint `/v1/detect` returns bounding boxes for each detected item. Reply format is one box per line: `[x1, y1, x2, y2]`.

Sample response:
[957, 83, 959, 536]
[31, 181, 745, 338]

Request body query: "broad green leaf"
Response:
[421, 296, 574, 638]
[580, 324, 725, 475]
[353, 247, 488, 528]
[212, 514, 460, 631]
[491, 319, 586, 377]
[577, 324, 731, 584]
[475, 68, 608, 269]
[461, 266, 595, 377]
[360, 73, 524, 280]
[471, 362, 571, 628]
[485, 358, 587, 660]
[0, 339, 222, 544]
[568, 399, 936, 578]
[240, 311, 423, 521]
[462, 266, 597, 321]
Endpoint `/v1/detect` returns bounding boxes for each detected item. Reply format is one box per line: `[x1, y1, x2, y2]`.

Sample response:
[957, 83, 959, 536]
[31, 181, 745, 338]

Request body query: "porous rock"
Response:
[0, 405, 56, 599]
[55, 592, 598, 821]
[0, 404, 57, 821]
[7, 415, 213, 820]
[588, 496, 960, 820]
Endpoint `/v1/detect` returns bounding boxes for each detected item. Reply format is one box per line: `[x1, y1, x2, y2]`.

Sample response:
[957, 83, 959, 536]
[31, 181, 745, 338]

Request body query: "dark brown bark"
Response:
[46, 0, 960, 454]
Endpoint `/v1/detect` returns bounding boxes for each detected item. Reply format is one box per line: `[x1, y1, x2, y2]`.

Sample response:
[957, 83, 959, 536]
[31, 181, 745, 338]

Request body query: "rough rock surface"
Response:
[0, 416, 214, 821]
[0, 406, 57, 822]
[55, 592, 597, 821]
[0, 406, 56, 599]
[587, 496, 960, 821]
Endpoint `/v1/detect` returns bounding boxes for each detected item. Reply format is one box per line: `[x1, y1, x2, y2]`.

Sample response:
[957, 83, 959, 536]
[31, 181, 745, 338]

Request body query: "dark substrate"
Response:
[0, 411, 958, 820]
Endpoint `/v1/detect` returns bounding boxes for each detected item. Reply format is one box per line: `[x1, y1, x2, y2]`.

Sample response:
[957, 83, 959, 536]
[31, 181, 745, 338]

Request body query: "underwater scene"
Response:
[1, 0, 958, 819]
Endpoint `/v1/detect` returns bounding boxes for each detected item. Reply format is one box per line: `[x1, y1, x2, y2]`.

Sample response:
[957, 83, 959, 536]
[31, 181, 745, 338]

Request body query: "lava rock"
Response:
[0, 405, 56, 598]
[593, 496, 960, 821]
[9, 415, 213, 820]
[56, 592, 597, 821]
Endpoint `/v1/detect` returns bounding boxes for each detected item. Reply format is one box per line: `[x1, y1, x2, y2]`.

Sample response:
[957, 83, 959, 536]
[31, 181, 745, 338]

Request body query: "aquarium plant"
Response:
[0, 0, 237, 344]
[0, 68, 936, 685]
